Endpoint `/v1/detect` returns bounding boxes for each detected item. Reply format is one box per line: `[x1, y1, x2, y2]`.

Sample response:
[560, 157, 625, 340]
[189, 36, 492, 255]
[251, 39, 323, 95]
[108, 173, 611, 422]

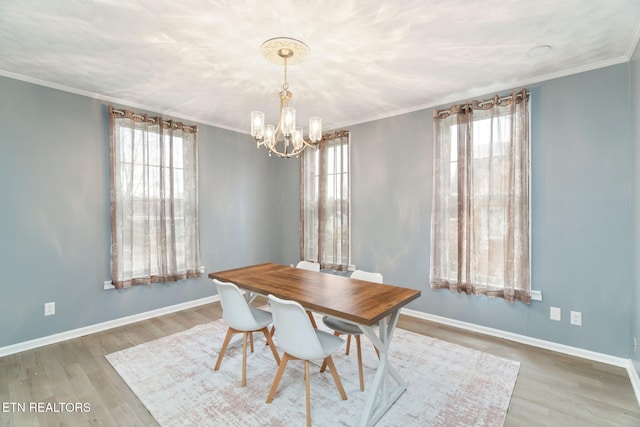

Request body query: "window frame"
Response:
[430, 91, 531, 303]
[300, 130, 351, 270]
[109, 106, 201, 288]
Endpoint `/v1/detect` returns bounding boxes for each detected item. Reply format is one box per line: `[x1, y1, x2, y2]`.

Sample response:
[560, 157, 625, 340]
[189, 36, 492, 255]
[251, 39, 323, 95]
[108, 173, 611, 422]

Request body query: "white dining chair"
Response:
[213, 279, 281, 387]
[321, 270, 383, 391]
[266, 294, 347, 427]
[296, 260, 320, 272]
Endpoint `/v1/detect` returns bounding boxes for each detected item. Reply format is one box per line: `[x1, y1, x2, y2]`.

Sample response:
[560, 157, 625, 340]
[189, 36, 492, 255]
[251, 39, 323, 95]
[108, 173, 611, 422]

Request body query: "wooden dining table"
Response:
[209, 263, 421, 427]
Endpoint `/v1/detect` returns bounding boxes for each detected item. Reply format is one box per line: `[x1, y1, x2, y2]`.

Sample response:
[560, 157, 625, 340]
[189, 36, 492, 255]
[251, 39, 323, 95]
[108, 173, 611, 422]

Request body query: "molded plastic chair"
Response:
[321, 270, 383, 391]
[296, 260, 320, 272]
[213, 279, 281, 386]
[266, 294, 347, 427]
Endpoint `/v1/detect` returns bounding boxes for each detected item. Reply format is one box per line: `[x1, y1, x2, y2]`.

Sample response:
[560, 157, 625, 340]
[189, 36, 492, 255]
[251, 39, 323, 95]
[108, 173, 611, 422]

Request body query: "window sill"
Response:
[531, 289, 542, 301]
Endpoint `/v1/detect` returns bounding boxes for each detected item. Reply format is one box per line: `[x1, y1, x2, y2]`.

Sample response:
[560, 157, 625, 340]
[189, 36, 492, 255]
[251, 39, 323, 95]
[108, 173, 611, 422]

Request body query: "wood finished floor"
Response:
[1, 300, 639, 426]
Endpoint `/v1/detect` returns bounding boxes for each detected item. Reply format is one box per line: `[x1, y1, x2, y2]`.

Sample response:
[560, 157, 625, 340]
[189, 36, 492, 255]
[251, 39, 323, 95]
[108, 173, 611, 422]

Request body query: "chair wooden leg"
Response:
[305, 360, 312, 427]
[267, 353, 291, 403]
[268, 352, 344, 426]
[306, 311, 318, 328]
[266, 326, 275, 345]
[346, 334, 351, 355]
[214, 328, 233, 371]
[216, 326, 279, 387]
[261, 327, 281, 365]
[323, 356, 347, 400]
[241, 332, 248, 387]
[355, 335, 364, 391]
[320, 331, 341, 372]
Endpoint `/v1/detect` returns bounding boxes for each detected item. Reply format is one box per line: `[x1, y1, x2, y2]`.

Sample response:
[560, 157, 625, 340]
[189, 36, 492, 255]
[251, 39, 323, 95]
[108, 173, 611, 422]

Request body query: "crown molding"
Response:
[0, 70, 246, 134]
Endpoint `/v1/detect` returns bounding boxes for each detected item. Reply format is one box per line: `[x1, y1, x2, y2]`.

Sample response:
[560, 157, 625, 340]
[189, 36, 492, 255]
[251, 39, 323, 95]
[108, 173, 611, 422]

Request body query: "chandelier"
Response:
[250, 37, 322, 158]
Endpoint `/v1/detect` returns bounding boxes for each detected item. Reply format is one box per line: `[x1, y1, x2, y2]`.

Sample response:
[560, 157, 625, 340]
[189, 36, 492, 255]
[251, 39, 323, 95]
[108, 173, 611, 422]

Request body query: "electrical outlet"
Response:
[570, 311, 582, 326]
[550, 306, 561, 321]
[44, 302, 55, 316]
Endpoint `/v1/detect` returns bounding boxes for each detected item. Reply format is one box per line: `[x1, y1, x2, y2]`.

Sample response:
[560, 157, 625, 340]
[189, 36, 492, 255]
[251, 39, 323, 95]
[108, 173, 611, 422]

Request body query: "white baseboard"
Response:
[0, 295, 220, 358]
[401, 307, 629, 368]
[628, 360, 640, 407]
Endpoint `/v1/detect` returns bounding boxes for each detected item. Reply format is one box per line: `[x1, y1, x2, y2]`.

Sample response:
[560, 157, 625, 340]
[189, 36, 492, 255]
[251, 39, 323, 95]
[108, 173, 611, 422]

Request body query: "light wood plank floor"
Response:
[1, 301, 639, 426]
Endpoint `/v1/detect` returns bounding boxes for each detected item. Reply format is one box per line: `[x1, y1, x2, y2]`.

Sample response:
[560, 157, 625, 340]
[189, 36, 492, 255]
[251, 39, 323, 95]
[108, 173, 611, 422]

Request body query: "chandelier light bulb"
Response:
[251, 111, 265, 139]
[293, 127, 304, 150]
[281, 107, 295, 136]
[309, 117, 322, 143]
[265, 124, 275, 148]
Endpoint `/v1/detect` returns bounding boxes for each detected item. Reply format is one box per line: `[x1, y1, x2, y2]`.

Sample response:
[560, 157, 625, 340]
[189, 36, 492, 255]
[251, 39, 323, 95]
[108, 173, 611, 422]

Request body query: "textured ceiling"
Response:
[1, 0, 639, 134]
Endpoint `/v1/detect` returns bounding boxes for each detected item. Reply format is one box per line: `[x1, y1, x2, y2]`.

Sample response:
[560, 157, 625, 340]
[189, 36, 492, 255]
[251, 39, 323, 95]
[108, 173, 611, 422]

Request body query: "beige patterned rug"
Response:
[106, 315, 519, 426]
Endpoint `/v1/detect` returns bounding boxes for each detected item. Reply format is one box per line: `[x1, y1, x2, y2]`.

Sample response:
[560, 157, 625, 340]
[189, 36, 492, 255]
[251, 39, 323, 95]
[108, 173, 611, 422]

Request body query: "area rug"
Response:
[106, 315, 519, 426]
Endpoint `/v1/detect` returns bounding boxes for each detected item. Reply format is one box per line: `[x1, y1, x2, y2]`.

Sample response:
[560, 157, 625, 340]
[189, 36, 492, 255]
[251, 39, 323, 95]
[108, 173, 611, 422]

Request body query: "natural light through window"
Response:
[109, 107, 200, 288]
[430, 90, 531, 303]
[301, 131, 350, 270]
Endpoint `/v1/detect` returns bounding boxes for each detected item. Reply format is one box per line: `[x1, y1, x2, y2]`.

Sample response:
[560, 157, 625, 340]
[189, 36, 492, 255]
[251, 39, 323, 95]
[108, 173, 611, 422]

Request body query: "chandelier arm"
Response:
[254, 120, 319, 157]
[302, 138, 319, 149]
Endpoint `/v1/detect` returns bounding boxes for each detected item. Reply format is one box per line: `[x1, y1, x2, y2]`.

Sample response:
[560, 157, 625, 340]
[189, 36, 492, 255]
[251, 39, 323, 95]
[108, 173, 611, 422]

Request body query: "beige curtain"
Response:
[430, 89, 530, 303]
[109, 106, 200, 289]
[300, 130, 350, 270]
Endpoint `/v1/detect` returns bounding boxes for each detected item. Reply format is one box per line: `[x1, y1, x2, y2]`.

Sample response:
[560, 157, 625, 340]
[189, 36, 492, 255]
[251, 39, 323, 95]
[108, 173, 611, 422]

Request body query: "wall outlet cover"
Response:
[44, 302, 55, 316]
[570, 311, 582, 326]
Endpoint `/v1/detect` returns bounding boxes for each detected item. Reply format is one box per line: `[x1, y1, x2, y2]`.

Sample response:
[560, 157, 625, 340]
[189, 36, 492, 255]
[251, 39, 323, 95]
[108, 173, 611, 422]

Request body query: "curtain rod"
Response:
[434, 89, 530, 118]
[109, 106, 197, 133]
[320, 129, 349, 142]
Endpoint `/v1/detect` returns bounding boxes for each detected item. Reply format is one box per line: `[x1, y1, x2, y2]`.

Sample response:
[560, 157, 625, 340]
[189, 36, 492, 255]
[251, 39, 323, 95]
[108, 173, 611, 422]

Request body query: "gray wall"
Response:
[280, 63, 633, 358]
[529, 64, 631, 357]
[1, 61, 636, 359]
[631, 41, 640, 370]
[0, 76, 288, 348]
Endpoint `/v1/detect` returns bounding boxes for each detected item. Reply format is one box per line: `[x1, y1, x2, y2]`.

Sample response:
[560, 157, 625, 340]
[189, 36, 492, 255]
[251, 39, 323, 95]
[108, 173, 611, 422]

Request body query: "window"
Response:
[301, 130, 350, 270]
[430, 90, 531, 303]
[109, 107, 200, 288]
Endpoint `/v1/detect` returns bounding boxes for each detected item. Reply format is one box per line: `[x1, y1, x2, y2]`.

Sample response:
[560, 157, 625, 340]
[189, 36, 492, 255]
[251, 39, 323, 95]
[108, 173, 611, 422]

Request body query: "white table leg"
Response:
[357, 310, 407, 427]
[245, 290, 257, 304]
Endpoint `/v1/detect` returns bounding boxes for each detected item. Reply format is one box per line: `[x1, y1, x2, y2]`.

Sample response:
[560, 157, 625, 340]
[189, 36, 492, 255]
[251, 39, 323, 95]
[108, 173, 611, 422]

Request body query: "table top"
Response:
[209, 263, 421, 326]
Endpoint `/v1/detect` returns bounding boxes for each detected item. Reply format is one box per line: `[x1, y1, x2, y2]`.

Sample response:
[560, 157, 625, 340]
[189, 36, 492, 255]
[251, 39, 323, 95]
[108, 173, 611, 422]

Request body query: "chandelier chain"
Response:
[282, 57, 289, 91]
